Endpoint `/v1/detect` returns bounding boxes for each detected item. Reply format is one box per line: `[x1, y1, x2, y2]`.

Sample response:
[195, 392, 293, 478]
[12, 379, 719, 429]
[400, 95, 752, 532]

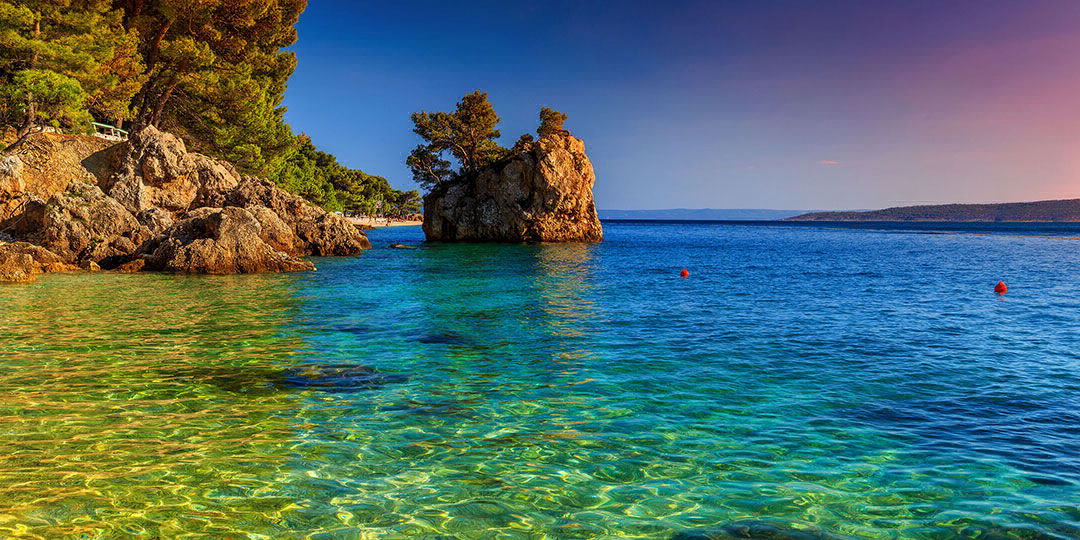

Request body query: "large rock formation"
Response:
[0, 128, 368, 282]
[145, 207, 315, 274]
[422, 134, 603, 242]
[27, 180, 152, 265]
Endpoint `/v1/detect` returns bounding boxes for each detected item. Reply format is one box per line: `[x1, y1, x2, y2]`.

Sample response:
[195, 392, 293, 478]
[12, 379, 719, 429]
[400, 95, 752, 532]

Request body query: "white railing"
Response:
[92, 122, 129, 141]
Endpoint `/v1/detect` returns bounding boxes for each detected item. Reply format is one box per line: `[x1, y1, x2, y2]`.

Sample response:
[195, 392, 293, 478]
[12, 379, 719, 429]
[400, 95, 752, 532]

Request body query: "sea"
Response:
[1, 220, 1079, 538]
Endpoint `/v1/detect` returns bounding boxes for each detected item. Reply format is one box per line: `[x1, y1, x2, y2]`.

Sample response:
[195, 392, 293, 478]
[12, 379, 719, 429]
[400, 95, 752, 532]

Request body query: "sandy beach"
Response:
[347, 216, 423, 228]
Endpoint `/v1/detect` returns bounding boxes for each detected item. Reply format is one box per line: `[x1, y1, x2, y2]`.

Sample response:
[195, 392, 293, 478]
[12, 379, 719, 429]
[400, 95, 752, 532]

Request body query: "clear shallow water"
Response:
[1, 221, 1080, 538]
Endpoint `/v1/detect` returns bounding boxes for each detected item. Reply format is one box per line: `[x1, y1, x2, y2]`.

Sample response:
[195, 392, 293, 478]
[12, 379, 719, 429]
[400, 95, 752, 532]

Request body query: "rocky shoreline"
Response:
[0, 127, 370, 283]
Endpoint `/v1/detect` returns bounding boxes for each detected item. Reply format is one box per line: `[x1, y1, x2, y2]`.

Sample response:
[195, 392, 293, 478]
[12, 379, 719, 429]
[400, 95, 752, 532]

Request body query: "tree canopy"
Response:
[409, 90, 504, 182]
[0, 0, 143, 138]
[112, 0, 305, 175]
[537, 106, 567, 139]
[0, 1, 413, 215]
[408, 93, 572, 193]
[271, 135, 418, 217]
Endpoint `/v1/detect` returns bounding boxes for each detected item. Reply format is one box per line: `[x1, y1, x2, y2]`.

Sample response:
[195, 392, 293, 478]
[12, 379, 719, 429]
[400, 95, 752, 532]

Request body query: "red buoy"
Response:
[680, 268, 690, 278]
[995, 281, 1007, 295]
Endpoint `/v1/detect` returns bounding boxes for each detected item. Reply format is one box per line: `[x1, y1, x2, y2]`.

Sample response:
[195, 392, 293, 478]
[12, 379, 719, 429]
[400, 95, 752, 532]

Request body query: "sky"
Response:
[283, 0, 1080, 211]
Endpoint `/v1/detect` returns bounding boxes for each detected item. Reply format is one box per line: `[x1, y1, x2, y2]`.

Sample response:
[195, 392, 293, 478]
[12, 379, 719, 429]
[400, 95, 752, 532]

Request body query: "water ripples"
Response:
[1, 223, 1080, 537]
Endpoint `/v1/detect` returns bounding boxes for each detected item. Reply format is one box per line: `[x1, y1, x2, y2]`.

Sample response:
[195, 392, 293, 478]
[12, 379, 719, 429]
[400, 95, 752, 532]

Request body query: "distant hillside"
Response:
[600, 208, 809, 221]
[786, 199, 1080, 222]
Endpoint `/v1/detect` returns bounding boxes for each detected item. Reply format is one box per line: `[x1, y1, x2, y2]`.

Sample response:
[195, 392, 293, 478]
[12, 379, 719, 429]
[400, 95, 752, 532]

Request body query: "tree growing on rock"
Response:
[406, 144, 452, 191]
[537, 106, 568, 139]
[408, 90, 505, 189]
[512, 133, 535, 154]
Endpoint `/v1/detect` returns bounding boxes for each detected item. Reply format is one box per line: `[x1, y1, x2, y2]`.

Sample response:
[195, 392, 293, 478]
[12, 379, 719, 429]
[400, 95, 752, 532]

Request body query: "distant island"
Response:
[786, 198, 1080, 222]
[600, 208, 811, 221]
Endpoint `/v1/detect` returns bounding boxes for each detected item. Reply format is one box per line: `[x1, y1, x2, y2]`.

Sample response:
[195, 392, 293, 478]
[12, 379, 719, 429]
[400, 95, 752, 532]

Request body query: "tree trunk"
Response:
[149, 79, 178, 127]
[129, 20, 171, 132]
[15, 19, 41, 140]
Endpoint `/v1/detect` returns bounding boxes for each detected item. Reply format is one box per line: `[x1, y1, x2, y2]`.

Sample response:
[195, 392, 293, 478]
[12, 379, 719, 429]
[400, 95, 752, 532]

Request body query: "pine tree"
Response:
[406, 144, 452, 191]
[410, 90, 504, 178]
[0, 0, 141, 139]
[537, 106, 568, 139]
[115, 0, 305, 174]
[408, 90, 508, 193]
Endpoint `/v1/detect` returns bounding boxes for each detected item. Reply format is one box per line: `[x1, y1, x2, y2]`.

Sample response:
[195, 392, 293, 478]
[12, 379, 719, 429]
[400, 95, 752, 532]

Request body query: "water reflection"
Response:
[531, 242, 600, 340]
[406, 241, 602, 377]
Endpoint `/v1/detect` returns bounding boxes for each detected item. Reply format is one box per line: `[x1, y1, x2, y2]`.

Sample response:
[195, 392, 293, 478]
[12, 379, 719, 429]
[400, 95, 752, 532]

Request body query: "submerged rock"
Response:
[161, 363, 407, 395]
[672, 521, 854, 540]
[416, 331, 469, 345]
[280, 363, 409, 393]
[423, 133, 603, 242]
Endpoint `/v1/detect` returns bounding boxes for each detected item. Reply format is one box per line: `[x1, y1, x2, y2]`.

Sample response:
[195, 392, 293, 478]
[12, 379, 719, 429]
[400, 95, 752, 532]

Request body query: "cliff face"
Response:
[0, 127, 369, 282]
[422, 134, 603, 242]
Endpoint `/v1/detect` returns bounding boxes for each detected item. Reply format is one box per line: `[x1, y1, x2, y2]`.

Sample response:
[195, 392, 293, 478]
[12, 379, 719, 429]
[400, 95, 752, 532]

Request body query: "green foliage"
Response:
[512, 133, 534, 153]
[117, 0, 306, 175]
[400, 190, 422, 214]
[537, 106, 567, 139]
[406, 144, 452, 192]
[0, 1, 405, 215]
[2, 69, 90, 131]
[270, 135, 413, 215]
[82, 22, 144, 123]
[0, 0, 142, 136]
[410, 90, 504, 185]
[408, 95, 574, 194]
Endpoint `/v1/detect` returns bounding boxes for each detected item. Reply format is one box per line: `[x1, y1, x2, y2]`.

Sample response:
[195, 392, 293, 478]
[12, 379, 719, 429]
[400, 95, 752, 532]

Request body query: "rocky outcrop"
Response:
[0, 241, 75, 283]
[422, 133, 603, 242]
[0, 127, 368, 281]
[1, 134, 118, 204]
[101, 127, 242, 214]
[225, 175, 372, 254]
[27, 180, 151, 265]
[146, 207, 314, 274]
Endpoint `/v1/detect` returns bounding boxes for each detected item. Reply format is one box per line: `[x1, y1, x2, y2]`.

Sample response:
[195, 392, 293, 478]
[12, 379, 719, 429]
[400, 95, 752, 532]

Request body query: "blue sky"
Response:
[283, 1, 1080, 210]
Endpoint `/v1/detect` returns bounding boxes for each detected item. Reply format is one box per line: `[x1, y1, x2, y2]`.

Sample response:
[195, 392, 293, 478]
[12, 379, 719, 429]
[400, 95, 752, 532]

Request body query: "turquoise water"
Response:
[1, 221, 1080, 538]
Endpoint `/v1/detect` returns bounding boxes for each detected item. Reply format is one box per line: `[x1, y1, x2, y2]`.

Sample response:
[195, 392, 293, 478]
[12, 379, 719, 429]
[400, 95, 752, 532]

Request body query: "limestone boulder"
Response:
[0, 127, 366, 279]
[423, 133, 603, 242]
[248, 206, 300, 255]
[114, 258, 146, 273]
[146, 207, 314, 274]
[0, 250, 35, 283]
[29, 181, 151, 264]
[0, 154, 25, 197]
[103, 126, 238, 213]
[227, 176, 369, 255]
[1, 133, 119, 201]
[135, 207, 175, 235]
